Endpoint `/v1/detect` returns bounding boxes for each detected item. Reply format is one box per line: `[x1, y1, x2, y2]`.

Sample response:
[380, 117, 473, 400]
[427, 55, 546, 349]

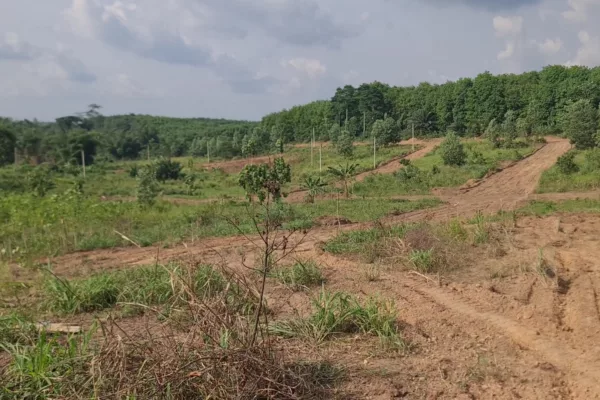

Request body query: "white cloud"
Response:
[285, 58, 327, 78]
[493, 16, 523, 37]
[0, 32, 95, 84]
[563, 0, 600, 22]
[106, 73, 153, 97]
[567, 31, 600, 66]
[537, 38, 562, 55]
[497, 41, 516, 60]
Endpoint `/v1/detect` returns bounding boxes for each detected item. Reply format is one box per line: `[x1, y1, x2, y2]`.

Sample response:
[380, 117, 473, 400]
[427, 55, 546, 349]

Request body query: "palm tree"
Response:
[327, 163, 358, 198]
[301, 175, 328, 203]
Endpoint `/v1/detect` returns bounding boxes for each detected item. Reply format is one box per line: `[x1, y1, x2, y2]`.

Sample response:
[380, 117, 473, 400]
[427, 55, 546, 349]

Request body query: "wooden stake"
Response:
[147, 144, 150, 161]
[311, 128, 315, 167]
[373, 134, 376, 170]
[412, 123, 415, 151]
[81, 150, 86, 178]
[207, 141, 210, 164]
[319, 143, 322, 174]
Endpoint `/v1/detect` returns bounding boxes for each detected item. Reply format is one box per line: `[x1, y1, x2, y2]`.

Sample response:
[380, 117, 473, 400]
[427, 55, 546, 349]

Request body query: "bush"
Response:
[439, 132, 466, 166]
[584, 148, 600, 172]
[335, 132, 354, 158]
[27, 166, 55, 197]
[154, 158, 183, 182]
[137, 166, 160, 207]
[556, 152, 579, 175]
[271, 260, 325, 291]
[128, 164, 138, 178]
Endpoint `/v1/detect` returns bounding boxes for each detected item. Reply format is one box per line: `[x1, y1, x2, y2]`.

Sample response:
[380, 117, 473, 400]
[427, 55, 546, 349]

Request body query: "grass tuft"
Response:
[271, 260, 325, 291]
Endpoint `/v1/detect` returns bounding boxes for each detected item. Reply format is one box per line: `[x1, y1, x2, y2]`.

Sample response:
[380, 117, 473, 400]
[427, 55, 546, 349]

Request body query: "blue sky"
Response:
[0, 0, 599, 121]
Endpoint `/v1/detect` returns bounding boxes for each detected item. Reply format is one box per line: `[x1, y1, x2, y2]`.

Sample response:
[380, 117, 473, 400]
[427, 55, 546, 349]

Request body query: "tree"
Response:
[0, 126, 16, 166]
[335, 131, 354, 158]
[371, 117, 400, 146]
[502, 110, 518, 146]
[301, 175, 328, 203]
[328, 163, 358, 198]
[137, 166, 160, 207]
[238, 158, 291, 203]
[485, 119, 501, 148]
[439, 131, 466, 166]
[561, 99, 598, 149]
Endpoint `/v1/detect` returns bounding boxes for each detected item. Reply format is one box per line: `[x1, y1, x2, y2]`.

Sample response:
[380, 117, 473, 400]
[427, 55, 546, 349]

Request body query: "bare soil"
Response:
[12, 137, 600, 398]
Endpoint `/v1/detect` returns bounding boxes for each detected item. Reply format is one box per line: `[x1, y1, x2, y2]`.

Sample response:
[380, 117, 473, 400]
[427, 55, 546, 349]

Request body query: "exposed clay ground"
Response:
[13, 137, 600, 399]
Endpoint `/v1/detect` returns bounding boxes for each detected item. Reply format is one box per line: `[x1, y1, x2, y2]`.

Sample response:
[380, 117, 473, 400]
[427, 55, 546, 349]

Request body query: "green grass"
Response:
[43, 263, 226, 315]
[324, 224, 415, 255]
[270, 290, 404, 349]
[0, 191, 440, 261]
[537, 148, 600, 193]
[354, 140, 536, 197]
[270, 260, 325, 291]
[1, 328, 96, 399]
[518, 199, 600, 216]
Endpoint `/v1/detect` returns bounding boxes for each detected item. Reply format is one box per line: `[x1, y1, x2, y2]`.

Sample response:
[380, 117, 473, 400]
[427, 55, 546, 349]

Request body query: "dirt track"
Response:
[40, 137, 600, 398]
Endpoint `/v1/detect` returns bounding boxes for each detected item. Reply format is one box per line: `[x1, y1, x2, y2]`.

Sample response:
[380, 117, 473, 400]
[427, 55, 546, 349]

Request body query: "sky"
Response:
[1, 0, 600, 121]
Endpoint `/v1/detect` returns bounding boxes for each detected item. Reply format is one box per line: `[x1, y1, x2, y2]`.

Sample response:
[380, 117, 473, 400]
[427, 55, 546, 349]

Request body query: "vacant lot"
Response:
[6, 136, 600, 399]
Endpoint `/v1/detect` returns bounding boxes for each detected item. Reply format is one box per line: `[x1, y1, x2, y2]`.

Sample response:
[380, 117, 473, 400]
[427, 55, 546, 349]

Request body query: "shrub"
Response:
[439, 132, 466, 166]
[335, 132, 354, 158]
[584, 148, 600, 172]
[27, 166, 55, 197]
[154, 158, 183, 182]
[137, 166, 160, 207]
[556, 152, 579, 175]
[271, 260, 325, 291]
[128, 164, 138, 178]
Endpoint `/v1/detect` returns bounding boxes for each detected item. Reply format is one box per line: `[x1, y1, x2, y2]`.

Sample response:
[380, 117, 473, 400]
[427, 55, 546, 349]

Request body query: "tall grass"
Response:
[537, 148, 600, 193]
[43, 263, 226, 314]
[271, 260, 325, 291]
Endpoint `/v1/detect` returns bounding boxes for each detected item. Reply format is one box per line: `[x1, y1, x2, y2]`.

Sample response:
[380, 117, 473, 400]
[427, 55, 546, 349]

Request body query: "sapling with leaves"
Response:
[236, 157, 307, 346]
[328, 163, 358, 198]
[301, 175, 328, 203]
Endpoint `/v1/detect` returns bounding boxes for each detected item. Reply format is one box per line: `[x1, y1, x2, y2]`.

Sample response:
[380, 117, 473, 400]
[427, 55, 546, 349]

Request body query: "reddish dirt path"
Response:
[530, 190, 600, 202]
[47, 139, 570, 276]
[286, 138, 441, 202]
[36, 137, 600, 397]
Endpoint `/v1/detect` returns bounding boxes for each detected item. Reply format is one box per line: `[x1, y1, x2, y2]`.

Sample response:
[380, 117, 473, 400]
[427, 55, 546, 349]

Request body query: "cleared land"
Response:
[7, 136, 600, 399]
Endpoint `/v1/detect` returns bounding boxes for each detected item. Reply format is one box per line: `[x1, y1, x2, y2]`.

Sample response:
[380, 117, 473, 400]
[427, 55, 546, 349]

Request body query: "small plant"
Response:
[128, 164, 139, 178]
[27, 166, 55, 197]
[440, 131, 466, 166]
[556, 151, 579, 175]
[137, 165, 160, 207]
[238, 157, 291, 203]
[328, 163, 359, 198]
[468, 150, 486, 165]
[431, 164, 440, 175]
[271, 260, 325, 291]
[270, 290, 404, 349]
[335, 132, 354, 158]
[302, 175, 328, 204]
[364, 265, 381, 282]
[184, 173, 199, 195]
[399, 158, 411, 166]
[154, 158, 183, 182]
[396, 164, 421, 182]
[408, 249, 435, 273]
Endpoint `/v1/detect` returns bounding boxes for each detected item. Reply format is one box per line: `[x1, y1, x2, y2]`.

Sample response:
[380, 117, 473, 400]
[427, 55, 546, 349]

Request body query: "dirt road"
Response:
[36, 137, 600, 398]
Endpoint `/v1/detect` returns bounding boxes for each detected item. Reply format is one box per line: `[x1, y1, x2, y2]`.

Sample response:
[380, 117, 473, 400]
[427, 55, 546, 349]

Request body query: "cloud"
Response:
[563, 0, 600, 22]
[0, 32, 96, 84]
[497, 41, 516, 60]
[285, 58, 327, 78]
[0, 32, 40, 60]
[63, 0, 277, 93]
[106, 73, 154, 97]
[493, 16, 523, 37]
[419, 0, 542, 11]
[537, 38, 563, 55]
[566, 31, 600, 66]
[190, 0, 362, 48]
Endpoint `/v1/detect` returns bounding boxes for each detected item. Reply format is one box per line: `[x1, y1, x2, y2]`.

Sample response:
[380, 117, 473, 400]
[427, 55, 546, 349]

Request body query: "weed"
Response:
[408, 249, 435, 273]
[271, 260, 325, 291]
[43, 263, 227, 315]
[364, 265, 382, 282]
[270, 290, 405, 349]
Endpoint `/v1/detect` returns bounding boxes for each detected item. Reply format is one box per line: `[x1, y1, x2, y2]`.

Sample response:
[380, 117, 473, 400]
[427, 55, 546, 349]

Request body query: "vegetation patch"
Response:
[271, 260, 325, 291]
[270, 290, 405, 349]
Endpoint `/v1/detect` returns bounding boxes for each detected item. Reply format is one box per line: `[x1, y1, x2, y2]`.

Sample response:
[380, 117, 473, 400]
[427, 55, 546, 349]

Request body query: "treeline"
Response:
[3, 65, 600, 167]
[263, 65, 600, 141]
[0, 108, 259, 166]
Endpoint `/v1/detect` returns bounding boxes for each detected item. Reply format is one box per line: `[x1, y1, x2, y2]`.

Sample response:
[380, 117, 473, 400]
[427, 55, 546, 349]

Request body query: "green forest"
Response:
[2, 64, 600, 167]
